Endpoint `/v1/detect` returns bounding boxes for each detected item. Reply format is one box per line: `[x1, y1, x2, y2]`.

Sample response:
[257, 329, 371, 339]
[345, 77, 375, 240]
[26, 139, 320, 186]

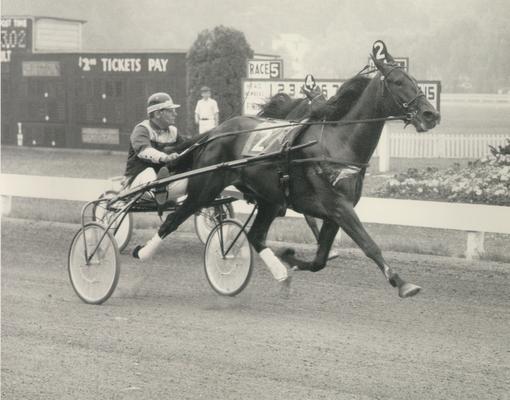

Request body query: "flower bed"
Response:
[374, 141, 510, 206]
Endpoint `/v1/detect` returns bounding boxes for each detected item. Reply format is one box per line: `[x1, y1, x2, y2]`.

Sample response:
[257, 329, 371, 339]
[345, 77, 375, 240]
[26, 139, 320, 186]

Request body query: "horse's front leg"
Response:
[279, 218, 339, 272]
[331, 200, 421, 298]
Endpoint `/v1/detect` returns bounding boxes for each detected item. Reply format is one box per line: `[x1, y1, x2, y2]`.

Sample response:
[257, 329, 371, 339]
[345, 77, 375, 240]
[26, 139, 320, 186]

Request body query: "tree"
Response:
[187, 26, 254, 134]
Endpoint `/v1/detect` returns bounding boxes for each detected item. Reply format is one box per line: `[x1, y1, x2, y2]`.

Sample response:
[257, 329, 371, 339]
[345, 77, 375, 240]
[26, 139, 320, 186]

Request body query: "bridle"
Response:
[380, 65, 426, 124]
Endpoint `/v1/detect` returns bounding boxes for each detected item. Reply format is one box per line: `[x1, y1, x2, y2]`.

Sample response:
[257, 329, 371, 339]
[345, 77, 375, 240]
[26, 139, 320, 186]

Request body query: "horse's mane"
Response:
[311, 75, 371, 121]
[257, 93, 304, 119]
[258, 75, 371, 122]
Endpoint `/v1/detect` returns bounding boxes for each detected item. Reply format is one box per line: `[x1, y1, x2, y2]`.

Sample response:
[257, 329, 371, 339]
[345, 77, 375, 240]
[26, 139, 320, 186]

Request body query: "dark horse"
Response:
[134, 42, 440, 298]
[257, 82, 336, 245]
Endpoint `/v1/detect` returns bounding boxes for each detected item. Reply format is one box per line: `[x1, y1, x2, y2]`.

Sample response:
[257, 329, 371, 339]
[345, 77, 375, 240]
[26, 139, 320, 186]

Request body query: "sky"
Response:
[2, 0, 510, 80]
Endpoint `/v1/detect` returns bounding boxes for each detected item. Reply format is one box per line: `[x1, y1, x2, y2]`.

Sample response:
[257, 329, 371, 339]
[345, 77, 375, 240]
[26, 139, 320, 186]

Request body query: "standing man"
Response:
[194, 86, 219, 134]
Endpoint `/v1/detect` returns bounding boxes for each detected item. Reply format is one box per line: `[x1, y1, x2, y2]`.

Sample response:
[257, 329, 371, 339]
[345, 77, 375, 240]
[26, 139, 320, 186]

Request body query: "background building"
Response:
[1, 15, 188, 150]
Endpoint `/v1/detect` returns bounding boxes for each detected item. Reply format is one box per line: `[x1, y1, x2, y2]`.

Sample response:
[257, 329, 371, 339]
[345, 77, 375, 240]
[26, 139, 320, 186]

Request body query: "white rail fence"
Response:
[375, 123, 509, 171]
[1, 174, 509, 261]
[442, 93, 510, 104]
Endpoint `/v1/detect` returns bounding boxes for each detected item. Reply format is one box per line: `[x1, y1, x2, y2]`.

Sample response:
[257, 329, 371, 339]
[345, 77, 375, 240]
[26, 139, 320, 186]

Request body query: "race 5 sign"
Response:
[247, 59, 283, 80]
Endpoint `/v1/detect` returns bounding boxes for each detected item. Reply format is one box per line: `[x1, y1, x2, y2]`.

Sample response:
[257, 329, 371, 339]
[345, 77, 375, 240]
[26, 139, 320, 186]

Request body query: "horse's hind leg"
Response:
[132, 199, 201, 260]
[331, 200, 421, 298]
[279, 218, 339, 272]
[247, 200, 290, 283]
[304, 215, 339, 260]
[133, 177, 224, 260]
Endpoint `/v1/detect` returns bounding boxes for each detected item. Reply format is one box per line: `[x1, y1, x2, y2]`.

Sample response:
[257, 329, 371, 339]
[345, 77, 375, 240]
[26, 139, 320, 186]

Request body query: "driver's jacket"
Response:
[124, 119, 189, 178]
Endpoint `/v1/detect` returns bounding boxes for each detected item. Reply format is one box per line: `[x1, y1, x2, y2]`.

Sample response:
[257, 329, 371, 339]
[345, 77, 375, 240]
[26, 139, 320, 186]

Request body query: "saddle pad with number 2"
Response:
[241, 119, 299, 157]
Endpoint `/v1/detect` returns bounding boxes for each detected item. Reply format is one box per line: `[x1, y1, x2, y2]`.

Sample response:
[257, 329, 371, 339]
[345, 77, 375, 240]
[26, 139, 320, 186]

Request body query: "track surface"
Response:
[2, 219, 509, 400]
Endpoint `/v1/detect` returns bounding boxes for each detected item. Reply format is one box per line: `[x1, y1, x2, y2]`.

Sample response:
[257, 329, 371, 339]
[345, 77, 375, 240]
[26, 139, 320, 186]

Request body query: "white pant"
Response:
[131, 168, 188, 201]
[198, 119, 216, 134]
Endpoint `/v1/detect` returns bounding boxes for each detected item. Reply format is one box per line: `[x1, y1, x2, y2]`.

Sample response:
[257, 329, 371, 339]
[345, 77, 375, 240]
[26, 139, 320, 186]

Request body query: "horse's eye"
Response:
[395, 80, 403, 87]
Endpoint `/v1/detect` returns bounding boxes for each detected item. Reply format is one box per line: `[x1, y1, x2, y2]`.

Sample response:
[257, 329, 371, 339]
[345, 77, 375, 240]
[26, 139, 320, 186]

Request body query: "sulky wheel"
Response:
[194, 202, 235, 244]
[68, 222, 120, 305]
[204, 219, 253, 296]
[92, 190, 133, 252]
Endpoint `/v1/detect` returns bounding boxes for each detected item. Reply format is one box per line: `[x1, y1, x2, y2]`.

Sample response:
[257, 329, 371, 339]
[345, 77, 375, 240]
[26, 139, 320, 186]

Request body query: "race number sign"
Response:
[247, 59, 284, 79]
[242, 78, 441, 115]
[368, 40, 408, 71]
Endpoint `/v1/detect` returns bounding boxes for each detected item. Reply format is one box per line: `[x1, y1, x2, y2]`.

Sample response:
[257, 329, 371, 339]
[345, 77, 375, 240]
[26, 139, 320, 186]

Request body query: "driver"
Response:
[124, 92, 189, 204]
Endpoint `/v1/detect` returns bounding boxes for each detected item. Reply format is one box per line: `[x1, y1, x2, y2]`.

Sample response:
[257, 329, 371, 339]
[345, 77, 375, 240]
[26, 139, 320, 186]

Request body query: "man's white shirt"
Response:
[195, 98, 219, 134]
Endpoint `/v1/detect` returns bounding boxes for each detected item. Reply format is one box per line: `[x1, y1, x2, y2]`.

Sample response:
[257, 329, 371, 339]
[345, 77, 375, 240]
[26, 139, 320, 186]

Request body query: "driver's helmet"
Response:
[147, 92, 180, 114]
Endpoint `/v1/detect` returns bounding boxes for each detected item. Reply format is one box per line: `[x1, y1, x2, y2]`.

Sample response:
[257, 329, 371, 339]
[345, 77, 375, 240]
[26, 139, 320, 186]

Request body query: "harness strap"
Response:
[291, 157, 369, 168]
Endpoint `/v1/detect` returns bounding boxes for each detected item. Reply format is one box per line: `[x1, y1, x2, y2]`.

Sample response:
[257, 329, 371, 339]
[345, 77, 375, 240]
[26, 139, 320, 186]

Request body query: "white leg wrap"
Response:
[259, 248, 289, 282]
[138, 234, 163, 260]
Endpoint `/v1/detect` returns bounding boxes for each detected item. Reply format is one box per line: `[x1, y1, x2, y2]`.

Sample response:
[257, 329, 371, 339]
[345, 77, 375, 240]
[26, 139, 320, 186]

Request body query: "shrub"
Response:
[187, 26, 254, 133]
[375, 141, 510, 206]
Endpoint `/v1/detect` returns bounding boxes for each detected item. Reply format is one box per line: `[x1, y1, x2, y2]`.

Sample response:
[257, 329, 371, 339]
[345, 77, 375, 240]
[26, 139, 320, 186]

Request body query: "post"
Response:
[465, 231, 485, 260]
[1, 195, 12, 216]
[17, 122, 23, 146]
[378, 124, 391, 172]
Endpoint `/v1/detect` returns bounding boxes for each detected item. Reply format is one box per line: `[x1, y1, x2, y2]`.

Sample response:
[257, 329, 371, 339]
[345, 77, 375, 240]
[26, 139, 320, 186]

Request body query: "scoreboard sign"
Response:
[1, 17, 32, 63]
[242, 78, 441, 115]
[368, 57, 409, 72]
[247, 59, 283, 80]
[242, 79, 345, 115]
[417, 81, 441, 111]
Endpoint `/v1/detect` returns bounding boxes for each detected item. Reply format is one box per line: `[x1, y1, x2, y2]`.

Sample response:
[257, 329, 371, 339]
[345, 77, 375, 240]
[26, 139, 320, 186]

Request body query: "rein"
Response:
[176, 114, 409, 172]
[189, 114, 409, 149]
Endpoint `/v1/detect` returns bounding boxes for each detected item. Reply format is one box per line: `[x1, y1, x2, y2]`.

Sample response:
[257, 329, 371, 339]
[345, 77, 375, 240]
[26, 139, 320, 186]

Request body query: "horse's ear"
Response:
[371, 40, 395, 71]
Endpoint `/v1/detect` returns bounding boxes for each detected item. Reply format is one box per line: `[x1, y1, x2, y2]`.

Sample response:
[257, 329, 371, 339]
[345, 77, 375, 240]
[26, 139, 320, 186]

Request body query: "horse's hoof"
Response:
[398, 283, 421, 298]
[132, 245, 143, 259]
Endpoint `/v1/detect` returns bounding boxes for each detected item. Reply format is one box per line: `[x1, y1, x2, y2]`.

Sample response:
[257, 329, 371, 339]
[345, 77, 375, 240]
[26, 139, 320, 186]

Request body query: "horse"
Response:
[256, 82, 350, 246]
[134, 42, 440, 298]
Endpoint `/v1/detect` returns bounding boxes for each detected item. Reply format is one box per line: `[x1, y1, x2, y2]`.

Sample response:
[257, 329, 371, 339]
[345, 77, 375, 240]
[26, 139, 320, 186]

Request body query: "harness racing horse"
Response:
[134, 41, 440, 298]
[257, 78, 337, 246]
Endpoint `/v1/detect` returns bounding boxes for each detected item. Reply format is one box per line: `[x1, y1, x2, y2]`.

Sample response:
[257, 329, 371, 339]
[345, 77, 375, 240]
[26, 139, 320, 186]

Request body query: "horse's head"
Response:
[371, 41, 440, 132]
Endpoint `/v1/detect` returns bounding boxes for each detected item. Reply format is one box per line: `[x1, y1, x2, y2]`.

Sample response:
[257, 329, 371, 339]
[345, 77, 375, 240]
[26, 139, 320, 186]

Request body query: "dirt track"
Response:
[2, 218, 509, 400]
